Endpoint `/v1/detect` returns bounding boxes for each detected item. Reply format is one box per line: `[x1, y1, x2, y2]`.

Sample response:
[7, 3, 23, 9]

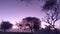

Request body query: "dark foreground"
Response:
[0, 29, 60, 34]
[0, 32, 33, 34]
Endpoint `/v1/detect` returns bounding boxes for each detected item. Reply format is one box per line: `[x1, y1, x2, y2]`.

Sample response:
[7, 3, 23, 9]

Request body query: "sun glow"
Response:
[12, 25, 19, 29]
[41, 22, 49, 28]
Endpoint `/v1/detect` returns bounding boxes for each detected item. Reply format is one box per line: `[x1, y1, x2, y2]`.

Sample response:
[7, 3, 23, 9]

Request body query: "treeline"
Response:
[0, 17, 60, 34]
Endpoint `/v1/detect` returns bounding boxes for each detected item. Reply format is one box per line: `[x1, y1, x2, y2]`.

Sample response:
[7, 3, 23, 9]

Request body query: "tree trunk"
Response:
[4, 29, 6, 32]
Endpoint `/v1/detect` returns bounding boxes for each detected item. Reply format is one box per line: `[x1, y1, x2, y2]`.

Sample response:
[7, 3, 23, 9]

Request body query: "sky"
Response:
[0, 0, 44, 23]
[0, 0, 60, 28]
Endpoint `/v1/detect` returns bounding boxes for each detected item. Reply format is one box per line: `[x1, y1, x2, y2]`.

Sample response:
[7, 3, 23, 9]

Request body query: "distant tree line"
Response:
[0, 0, 60, 34]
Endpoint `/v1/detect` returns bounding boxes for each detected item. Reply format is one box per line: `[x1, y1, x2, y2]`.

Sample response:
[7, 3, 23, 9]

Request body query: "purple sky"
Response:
[0, 0, 60, 28]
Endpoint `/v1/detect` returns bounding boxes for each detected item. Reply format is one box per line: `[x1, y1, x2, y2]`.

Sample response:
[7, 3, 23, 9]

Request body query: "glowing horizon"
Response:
[0, 0, 45, 24]
[0, 0, 60, 28]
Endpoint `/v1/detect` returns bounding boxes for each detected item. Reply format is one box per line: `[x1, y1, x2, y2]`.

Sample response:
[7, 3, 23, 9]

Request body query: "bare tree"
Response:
[42, 0, 60, 29]
[42, 10, 60, 28]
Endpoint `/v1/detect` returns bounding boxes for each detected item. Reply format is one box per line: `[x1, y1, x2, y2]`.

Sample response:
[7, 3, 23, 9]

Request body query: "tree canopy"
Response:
[1, 21, 13, 32]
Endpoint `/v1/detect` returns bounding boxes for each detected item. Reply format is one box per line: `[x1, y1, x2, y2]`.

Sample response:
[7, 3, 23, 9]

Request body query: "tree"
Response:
[19, 0, 42, 6]
[20, 0, 41, 2]
[1, 21, 13, 32]
[22, 17, 33, 32]
[42, 0, 60, 29]
[42, 0, 57, 11]
[32, 17, 41, 33]
[22, 17, 41, 32]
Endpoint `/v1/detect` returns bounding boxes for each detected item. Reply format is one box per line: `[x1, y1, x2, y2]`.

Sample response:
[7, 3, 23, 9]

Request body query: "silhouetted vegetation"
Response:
[0, 0, 60, 34]
[1, 21, 13, 32]
[22, 17, 41, 32]
[42, 0, 60, 34]
[42, 0, 60, 29]
[19, 0, 42, 6]
[0, 17, 60, 34]
[42, 0, 57, 10]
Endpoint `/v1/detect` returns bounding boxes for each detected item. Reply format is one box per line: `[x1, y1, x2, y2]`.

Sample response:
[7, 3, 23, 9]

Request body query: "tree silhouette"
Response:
[19, 24, 23, 29]
[1, 21, 13, 32]
[20, 0, 41, 2]
[22, 17, 33, 32]
[19, 0, 42, 6]
[22, 17, 41, 32]
[32, 17, 41, 31]
[42, 0, 57, 10]
[42, 0, 60, 29]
